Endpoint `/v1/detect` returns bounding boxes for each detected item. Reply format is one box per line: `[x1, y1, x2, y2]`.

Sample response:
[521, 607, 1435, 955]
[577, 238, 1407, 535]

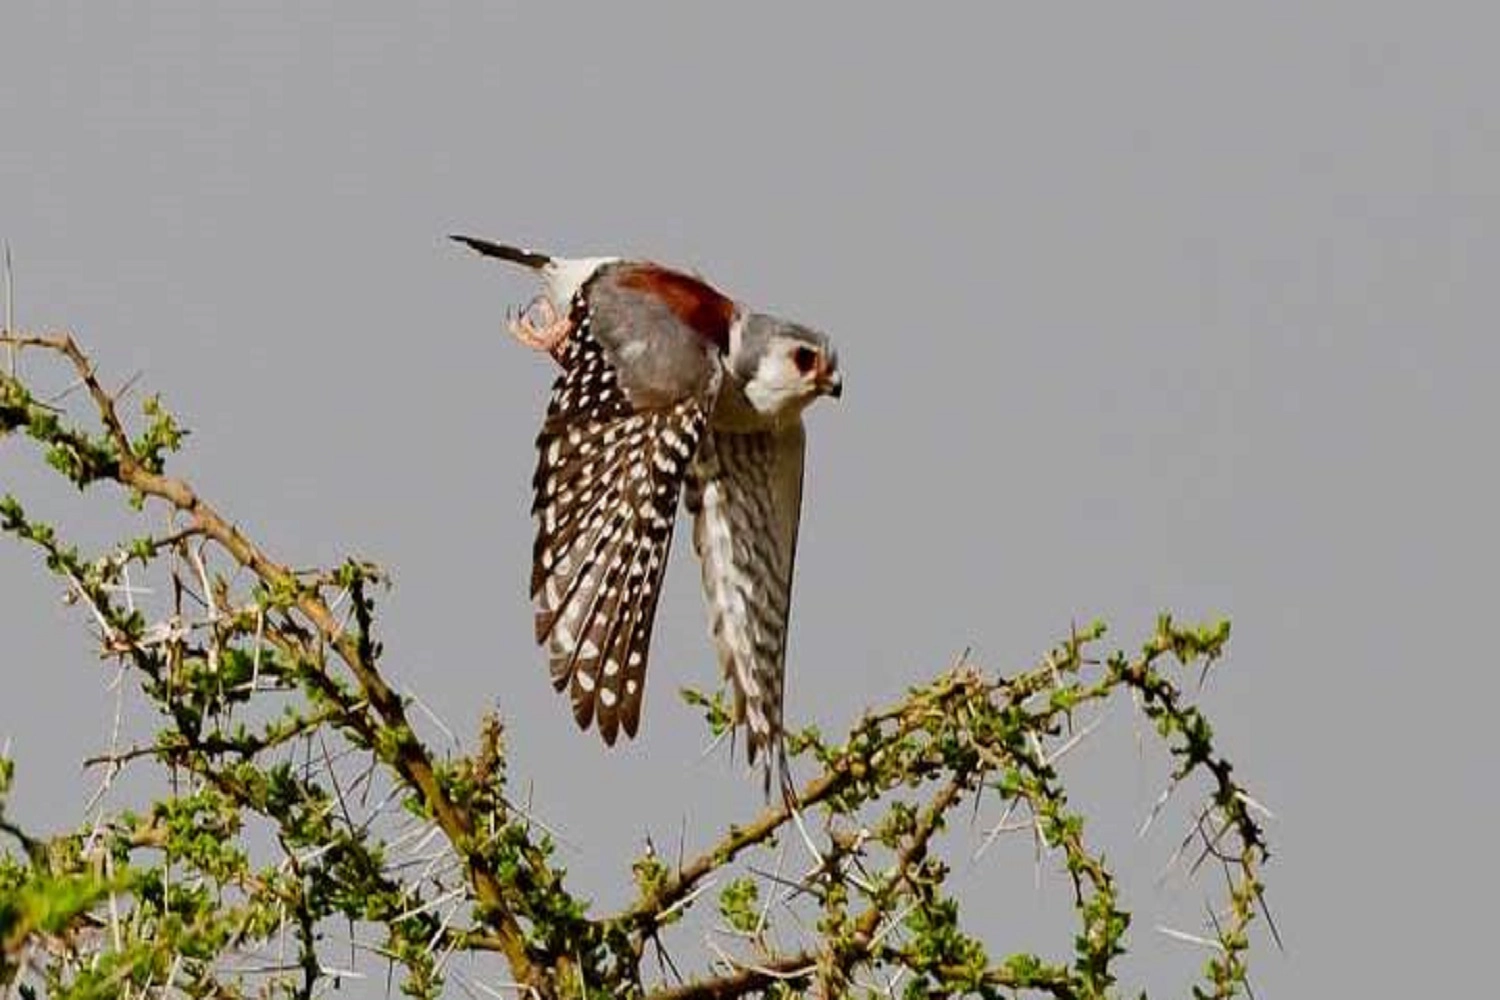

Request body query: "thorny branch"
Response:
[1, 331, 1273, 999]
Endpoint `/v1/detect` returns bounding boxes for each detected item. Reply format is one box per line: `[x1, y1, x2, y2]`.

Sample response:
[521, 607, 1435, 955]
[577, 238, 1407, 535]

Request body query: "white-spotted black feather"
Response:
[531, 312, 707, 743]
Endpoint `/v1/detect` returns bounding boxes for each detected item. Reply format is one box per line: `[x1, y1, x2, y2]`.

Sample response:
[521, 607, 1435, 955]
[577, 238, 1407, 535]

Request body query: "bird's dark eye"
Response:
[792, 346, 818, 374]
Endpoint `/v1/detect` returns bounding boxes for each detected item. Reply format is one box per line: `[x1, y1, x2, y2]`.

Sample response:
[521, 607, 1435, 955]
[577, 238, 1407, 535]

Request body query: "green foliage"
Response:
[0, 332, 1275, 998]
[718, 877, 761, 935]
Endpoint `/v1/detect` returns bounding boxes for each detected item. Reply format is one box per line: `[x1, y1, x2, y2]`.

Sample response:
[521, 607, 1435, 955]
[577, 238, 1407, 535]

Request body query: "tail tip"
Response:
[450, 234, 551, 270]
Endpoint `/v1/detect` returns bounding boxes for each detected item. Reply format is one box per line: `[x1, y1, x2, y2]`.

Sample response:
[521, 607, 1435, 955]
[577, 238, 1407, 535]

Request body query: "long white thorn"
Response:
[1155, 924, 1227, 952]
[4, 242, 14, 378]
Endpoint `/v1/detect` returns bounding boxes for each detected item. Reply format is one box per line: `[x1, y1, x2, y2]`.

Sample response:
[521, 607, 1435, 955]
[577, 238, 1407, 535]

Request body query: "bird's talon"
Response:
[507, 295, 572, 360]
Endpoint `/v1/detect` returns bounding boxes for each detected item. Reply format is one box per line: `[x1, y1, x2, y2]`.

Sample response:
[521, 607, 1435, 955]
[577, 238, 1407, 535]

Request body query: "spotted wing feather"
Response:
[686, 423, 806, 788]
[531, 310, 707, 744]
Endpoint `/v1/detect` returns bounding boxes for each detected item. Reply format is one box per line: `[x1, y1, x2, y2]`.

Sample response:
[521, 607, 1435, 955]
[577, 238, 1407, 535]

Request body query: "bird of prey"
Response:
[454, 234, 841, 786]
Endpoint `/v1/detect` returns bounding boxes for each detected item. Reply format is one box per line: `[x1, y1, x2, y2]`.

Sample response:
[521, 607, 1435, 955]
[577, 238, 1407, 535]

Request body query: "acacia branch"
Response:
[620, 670, 989, 936]
[1, 331, 545, 993]
[618, 762, 848, 933]
[1, 330, 1273, 1000]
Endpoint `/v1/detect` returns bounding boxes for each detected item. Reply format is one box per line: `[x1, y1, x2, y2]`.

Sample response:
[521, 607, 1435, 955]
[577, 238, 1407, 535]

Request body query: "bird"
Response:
[453, 234, 842, 788]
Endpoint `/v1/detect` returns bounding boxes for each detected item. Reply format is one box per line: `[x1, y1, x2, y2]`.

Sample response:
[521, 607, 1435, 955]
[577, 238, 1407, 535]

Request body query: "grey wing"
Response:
[685, 422, 806, 786]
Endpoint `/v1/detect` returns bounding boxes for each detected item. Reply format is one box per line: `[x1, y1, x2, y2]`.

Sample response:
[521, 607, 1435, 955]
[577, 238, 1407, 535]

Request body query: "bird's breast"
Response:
[709, 370, 799, 433]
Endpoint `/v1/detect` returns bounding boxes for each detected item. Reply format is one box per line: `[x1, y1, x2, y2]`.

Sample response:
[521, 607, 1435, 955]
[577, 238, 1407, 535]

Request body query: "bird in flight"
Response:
[454, 234, 841, 788]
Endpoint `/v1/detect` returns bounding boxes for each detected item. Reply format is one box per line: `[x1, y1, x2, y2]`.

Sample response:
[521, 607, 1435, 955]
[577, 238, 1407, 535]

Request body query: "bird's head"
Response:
[731, 313, 842, 420]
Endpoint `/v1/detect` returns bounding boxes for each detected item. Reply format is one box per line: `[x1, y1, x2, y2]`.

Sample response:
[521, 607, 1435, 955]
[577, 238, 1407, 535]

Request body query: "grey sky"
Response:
[4, 4, 1497, 995]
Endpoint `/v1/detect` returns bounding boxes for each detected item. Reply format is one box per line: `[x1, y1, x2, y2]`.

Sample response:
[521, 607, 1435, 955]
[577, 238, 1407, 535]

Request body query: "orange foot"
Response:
[508, 295, 572, 361]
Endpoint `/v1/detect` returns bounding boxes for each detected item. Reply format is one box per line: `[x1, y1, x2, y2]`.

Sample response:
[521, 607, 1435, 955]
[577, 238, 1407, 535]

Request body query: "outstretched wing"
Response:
[685, 422, 806, 786]
[531, 311, 709, 745]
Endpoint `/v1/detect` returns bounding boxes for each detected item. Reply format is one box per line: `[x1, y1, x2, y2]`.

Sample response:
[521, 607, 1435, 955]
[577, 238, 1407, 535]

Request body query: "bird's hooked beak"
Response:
[817, 359, 843, 399]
